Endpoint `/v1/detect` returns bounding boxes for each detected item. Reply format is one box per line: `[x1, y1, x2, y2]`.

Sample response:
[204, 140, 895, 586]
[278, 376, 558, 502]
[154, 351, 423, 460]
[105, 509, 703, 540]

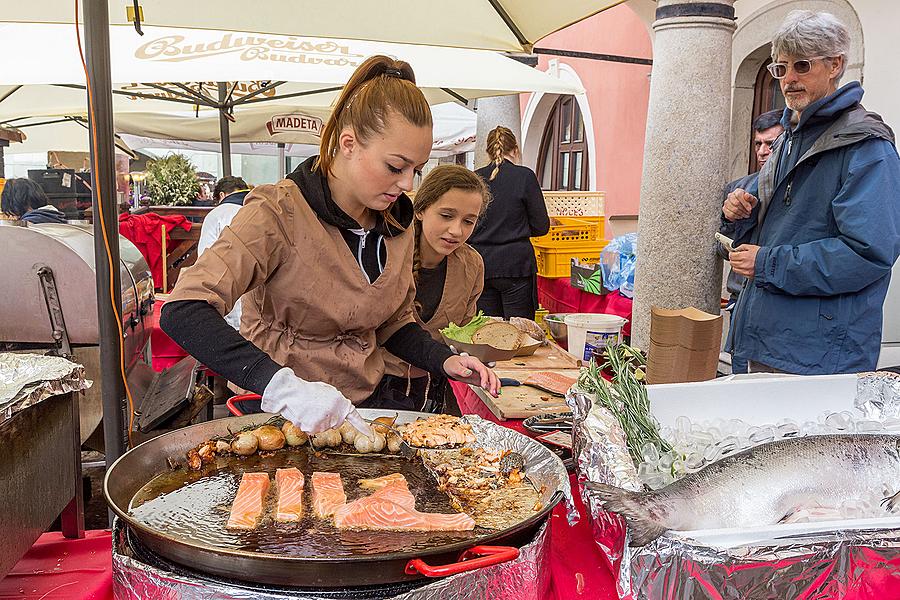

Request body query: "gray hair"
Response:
[771, 10, 850, 80]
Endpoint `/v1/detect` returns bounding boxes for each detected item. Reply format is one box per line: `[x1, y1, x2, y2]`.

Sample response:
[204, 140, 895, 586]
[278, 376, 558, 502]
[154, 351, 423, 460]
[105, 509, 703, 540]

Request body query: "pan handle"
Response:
[226, 393, 261, 417]
[405, 545, 519, 577]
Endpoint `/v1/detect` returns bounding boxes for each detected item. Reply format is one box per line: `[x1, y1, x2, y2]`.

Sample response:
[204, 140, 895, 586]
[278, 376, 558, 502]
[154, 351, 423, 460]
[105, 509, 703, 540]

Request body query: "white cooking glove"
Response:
[261, 367, 372, 437]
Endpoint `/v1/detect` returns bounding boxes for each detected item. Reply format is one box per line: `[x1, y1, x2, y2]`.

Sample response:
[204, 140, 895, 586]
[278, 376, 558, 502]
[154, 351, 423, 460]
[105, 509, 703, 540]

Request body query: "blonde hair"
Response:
[412, 165, 491, 292]
[485, 126, 519, 181]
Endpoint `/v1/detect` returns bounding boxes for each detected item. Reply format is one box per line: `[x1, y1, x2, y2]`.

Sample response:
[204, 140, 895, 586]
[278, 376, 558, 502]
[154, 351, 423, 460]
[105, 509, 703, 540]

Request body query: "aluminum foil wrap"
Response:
[571, 372, 900, 599]
[112, 518, 552, 600]
[567, 386, 639, 573]
[0, 352, 91, 423]
[462, 414, 574, 519]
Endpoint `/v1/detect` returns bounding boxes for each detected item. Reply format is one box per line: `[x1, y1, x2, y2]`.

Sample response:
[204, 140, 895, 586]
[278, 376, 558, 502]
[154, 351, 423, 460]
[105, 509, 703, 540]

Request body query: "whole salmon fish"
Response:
[586, 434, 900, 546]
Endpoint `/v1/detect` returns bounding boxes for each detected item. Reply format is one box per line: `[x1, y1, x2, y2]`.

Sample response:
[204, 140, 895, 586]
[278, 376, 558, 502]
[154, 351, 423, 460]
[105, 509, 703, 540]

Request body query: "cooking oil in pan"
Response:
[129, 449, 482, 557]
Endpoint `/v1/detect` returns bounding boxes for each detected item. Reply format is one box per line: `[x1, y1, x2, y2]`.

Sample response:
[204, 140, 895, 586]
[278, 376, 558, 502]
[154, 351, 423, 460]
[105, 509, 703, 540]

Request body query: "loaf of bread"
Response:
[471, 322, 523, 350]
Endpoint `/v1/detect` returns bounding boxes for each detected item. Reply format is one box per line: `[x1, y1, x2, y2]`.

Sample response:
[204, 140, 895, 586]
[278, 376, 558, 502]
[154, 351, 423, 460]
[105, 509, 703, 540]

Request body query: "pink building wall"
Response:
[521, 4, 652, 218]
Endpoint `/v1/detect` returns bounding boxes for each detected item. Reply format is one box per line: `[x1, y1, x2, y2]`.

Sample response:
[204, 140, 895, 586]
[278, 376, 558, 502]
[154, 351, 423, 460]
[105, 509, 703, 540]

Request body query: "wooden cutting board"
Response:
[471, 368, 580, 420]
[493, 341, 581, 371]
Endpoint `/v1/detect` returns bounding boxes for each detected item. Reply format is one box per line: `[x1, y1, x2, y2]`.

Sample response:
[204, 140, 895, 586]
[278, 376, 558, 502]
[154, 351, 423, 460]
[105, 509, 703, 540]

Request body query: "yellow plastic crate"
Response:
[532, 216, 605, 245]
[534, 240, 607, 278]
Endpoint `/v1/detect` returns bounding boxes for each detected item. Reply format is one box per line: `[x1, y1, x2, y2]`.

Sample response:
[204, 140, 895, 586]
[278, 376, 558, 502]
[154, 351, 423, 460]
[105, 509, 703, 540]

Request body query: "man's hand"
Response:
[729, 244, 760, 279]
[443, 355, 501, 397]
[723, 188, 759, 222]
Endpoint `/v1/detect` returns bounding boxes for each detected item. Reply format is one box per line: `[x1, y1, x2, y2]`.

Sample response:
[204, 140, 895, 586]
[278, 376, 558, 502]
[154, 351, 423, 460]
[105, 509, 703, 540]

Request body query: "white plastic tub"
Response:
[564, 313, 628, 361]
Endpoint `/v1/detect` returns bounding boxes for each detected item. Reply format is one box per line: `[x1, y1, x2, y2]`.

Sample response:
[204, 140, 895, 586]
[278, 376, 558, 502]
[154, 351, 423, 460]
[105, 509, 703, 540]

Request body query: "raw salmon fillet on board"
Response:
[523, 371, 577, 396]
[311, 472, 346, 517]
[226, 472, 270, 530]
[334, 479, 476, 531]
[275, 468, 305, 522]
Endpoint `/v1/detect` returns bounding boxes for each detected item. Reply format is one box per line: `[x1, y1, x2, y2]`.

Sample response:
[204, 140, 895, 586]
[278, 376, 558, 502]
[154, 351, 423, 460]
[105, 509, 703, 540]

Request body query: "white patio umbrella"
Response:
[6, 0, 626, 52]
[0, 23, 582, 116]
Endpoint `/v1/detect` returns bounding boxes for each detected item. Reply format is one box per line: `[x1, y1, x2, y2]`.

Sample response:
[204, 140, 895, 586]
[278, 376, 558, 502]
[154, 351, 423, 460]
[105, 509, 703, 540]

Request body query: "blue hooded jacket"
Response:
[727, 82, 900, 373]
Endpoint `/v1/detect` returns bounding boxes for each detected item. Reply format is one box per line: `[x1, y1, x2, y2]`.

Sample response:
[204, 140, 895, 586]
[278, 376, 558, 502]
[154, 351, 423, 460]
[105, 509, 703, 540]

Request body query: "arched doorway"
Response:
[536, 95, 590, 191]
[748, 58, 786, 172]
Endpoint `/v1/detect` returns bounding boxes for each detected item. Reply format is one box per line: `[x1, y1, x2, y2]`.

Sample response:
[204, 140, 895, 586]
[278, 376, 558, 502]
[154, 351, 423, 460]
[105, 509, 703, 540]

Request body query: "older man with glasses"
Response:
[723, 10, 900, 375]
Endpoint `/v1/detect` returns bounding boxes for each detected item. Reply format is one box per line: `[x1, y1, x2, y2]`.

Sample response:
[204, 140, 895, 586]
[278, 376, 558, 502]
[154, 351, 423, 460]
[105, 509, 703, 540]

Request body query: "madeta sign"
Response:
[265, 113, 324, 137]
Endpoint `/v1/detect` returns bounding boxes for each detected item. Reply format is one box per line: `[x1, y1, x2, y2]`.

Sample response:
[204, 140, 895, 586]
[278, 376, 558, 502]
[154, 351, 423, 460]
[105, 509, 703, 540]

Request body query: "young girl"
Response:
[160, 56, 499, 435]
[381, 165, 491, 412]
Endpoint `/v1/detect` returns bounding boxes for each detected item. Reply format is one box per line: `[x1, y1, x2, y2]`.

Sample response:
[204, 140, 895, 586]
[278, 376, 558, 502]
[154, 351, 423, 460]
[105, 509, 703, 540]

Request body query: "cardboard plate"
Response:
[514, 336, 543, 357]
[440, 334, 519, 363]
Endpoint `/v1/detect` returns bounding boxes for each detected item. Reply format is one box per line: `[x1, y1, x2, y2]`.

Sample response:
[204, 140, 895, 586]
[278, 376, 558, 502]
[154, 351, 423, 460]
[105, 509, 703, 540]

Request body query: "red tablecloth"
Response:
[537, 277, 633, 338]
[147, 301, 189, 371]
[450, 380, 620, 599]
[0, 530, 113, 600]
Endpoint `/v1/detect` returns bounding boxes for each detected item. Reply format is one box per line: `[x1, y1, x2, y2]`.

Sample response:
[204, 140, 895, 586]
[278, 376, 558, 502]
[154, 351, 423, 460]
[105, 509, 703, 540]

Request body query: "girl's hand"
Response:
[443, 355, 501, 397]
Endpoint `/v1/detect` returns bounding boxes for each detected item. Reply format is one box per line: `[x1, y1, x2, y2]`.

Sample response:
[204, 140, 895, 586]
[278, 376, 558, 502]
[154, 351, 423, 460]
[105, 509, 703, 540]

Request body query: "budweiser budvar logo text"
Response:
[136, 34, 364, 66]
[266, 114, 324, 137]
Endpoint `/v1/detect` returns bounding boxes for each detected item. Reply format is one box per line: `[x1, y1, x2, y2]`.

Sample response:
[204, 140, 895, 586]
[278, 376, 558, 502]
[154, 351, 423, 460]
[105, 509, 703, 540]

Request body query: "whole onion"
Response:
[231, 431, 258, 456]
[254, 425, 286, 451]
[282, 422, 308, 446]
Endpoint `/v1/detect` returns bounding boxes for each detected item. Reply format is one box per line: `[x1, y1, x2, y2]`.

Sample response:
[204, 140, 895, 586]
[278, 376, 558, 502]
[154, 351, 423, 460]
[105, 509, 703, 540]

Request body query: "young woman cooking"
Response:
[160, 56, 499, 436]
[380, 165, 491, 412]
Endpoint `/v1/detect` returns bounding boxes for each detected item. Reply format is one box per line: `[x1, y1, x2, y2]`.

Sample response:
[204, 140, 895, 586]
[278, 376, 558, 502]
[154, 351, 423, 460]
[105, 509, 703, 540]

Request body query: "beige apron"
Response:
[168, 179, 416, 403]
[382, 243, 484, 379]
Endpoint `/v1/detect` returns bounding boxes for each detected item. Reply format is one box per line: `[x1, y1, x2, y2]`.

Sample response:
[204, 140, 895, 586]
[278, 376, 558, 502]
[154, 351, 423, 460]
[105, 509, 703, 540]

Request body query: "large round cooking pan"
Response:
[105, 409, 564, 588]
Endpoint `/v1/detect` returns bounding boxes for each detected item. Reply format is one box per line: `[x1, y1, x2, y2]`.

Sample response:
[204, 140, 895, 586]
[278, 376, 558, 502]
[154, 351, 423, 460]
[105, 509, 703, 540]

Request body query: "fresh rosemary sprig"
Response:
[577, 342, 670, 464]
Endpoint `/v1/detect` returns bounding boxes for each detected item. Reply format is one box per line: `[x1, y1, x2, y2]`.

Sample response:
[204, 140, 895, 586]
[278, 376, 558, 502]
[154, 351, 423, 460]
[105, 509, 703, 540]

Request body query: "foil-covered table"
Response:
[568, 371, 900, 599]
[112, 518, 552, 600]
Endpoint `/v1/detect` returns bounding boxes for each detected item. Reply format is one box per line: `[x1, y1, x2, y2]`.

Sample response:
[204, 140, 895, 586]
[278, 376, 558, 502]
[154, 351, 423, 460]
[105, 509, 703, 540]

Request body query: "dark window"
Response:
[537, 95, 590, 191]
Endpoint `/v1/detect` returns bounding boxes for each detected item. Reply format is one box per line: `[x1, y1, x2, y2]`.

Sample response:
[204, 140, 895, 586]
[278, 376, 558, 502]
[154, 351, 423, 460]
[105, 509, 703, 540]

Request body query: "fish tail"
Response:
[584, 482, 667, 547]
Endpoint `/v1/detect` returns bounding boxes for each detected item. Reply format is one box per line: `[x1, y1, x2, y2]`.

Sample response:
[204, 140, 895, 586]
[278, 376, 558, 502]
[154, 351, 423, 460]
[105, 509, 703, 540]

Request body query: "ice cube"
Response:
[675, 416, 691, 434]
[856, 420, 884, 433]
[641, 442, 661, 463]
[749, 427, 775, 444]
[824, 412, 851, 431]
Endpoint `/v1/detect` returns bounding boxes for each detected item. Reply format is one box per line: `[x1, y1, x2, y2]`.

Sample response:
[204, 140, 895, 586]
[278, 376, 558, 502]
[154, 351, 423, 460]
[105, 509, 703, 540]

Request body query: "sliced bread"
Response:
[471, 322, 523, 350]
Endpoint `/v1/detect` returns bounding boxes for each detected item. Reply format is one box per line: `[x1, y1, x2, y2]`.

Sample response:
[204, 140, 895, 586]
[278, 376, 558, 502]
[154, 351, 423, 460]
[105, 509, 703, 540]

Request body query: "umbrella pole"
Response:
[277, 143, 286, 179]
[83, 0, 128, 471]
[217, 82, 232, 177]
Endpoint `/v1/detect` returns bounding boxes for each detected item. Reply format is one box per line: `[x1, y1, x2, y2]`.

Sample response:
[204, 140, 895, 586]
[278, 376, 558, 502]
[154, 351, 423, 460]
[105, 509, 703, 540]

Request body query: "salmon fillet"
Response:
[274, 468, 305, 522]
[523, 371, 577, 396]
[311, 472, 346, 518]
[334, 480, 475, 531]
[358, 473, 406, 491]
[226, 472, 270, 530]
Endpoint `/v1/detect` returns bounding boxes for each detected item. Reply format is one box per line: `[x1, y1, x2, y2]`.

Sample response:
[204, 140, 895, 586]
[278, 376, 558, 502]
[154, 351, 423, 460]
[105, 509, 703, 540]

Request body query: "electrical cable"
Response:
[74, 0, 136, 446]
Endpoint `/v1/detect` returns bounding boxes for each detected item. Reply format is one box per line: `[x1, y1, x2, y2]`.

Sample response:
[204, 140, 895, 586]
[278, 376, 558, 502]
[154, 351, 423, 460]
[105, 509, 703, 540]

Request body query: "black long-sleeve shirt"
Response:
[469, 160, 550, 279]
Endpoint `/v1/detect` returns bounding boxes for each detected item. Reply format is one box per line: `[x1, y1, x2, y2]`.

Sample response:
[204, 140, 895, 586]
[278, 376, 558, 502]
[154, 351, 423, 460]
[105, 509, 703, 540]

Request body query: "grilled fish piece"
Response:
[586, 434, 900, 546]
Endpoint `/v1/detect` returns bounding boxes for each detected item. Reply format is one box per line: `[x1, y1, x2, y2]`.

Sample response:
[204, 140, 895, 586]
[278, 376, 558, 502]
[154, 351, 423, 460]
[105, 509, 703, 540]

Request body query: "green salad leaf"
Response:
[440, 311, 492, 343]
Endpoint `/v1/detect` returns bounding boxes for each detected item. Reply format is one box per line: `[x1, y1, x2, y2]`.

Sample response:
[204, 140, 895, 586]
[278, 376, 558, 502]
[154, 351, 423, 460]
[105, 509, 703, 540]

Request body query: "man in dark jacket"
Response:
[724, 10, 900, 374]
[719, 110, 784, 374]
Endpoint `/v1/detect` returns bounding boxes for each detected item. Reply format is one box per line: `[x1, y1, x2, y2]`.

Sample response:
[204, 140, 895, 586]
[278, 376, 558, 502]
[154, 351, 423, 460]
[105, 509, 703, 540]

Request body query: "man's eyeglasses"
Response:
[767, 57, 829, 79]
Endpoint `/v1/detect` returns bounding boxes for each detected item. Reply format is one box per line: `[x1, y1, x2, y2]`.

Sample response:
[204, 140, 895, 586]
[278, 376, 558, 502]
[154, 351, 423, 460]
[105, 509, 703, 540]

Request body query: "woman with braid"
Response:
[381, 165, 491, 412]
[469, 126, 550, 318]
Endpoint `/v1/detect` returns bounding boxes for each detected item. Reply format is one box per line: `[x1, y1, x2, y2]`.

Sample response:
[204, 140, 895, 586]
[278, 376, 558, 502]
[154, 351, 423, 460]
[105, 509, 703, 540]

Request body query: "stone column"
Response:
[631, 0, 736, 348]
[474, 95, 522, 169]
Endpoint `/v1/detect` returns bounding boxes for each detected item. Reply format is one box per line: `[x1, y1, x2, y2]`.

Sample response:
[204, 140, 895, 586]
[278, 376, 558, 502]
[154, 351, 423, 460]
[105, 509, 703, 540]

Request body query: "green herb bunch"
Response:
[577, 342, 671, 464]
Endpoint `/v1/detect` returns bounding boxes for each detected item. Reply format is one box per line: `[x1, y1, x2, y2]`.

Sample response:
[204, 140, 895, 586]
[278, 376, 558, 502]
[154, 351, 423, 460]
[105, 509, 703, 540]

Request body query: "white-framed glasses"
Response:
[767, 57, 830, 79]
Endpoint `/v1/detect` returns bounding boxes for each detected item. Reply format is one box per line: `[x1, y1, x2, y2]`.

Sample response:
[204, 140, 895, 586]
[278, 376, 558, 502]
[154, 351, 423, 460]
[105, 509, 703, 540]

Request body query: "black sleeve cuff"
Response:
[384, 323, 455, 377]
[159, 300, 283, 394]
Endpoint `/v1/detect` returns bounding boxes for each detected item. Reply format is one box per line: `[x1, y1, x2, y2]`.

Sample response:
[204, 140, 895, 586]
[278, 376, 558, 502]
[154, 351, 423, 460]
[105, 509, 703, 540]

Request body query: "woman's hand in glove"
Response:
[442, 355, 501, 397]
[261, 367, 373, 437]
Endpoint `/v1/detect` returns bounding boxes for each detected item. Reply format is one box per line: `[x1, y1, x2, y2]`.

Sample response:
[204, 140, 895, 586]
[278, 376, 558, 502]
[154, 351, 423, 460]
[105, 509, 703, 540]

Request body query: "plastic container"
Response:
[531, 216, 605, 245]
[564, 313, 628, 361]
[533, 240, 607, 278]
[543, 191, 606, 217]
